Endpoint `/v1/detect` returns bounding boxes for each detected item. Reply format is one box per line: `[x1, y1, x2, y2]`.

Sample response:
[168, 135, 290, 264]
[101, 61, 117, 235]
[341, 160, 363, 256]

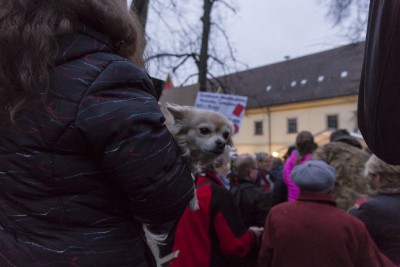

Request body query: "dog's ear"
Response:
[166, 103, 192, 122]
[227, 121, 234, 147]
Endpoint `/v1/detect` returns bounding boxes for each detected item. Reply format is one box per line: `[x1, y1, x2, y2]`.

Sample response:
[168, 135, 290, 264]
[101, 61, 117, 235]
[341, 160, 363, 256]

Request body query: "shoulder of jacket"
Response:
[90, 52, 144, 75]
[87, 53, 154, 94]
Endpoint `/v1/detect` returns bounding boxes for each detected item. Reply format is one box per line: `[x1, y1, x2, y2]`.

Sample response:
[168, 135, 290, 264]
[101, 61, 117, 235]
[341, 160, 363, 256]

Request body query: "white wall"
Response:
[233, 97, 358, 156]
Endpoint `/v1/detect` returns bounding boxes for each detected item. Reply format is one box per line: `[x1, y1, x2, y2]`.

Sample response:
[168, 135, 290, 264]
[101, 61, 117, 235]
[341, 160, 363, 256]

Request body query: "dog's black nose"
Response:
[216, 140, 225, 149]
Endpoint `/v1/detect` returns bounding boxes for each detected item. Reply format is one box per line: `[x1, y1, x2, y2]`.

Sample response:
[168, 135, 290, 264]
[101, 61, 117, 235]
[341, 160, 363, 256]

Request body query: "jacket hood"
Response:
[54, 23, 165, 100]
[54, 23, 114, 66]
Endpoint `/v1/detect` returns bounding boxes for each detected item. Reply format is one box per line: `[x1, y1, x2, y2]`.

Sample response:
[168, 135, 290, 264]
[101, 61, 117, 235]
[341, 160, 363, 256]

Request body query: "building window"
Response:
[254, 121, 263, 135]
[287, 118, 297, 134]
[327, 115, 338, 129]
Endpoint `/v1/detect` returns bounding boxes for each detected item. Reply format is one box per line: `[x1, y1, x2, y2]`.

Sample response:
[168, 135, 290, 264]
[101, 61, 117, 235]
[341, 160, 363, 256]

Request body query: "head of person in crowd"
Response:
[290, 160, 336, 194]
[365, 154, 400, 191]
[232, 154, 258, 183]
[296, 131, 316, 155]
[255, 152, 273, 174]
[295, 131, 317, 163]
[272, 157, 283, 170]
[330, 129, 362, 149]
[0, 0, 145, 121]
[202, 150, 231, 189]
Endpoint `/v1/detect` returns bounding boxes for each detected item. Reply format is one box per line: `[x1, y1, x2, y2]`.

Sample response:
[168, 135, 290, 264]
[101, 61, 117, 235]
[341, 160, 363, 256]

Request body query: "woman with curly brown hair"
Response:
[0, 1, 194, 266]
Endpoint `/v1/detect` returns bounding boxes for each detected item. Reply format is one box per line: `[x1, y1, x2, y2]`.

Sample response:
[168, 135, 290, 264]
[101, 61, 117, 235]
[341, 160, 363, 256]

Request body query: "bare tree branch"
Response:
[172, 54, 199, 73]
[146, 53, 197, 61]
[206, 72, 229, 93]
[326, 0, 353, 25]
[214, 0, 237, 14]
[212, 23, 237, 61]
[143, 0, 240, 90]
[320, 0, 369, 41]
[208, 55, 224, 65]
[179, 73, 199, 86]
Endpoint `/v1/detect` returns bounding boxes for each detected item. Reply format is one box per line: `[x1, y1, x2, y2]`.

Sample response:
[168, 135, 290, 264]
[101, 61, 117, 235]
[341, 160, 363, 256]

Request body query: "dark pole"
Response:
[130, 0, 149, 31]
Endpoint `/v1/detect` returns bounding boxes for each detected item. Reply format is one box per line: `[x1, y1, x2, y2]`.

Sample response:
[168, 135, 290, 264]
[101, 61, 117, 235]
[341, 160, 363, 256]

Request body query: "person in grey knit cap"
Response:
[257, 160, 396, 267]
[290, 160, 336, 193]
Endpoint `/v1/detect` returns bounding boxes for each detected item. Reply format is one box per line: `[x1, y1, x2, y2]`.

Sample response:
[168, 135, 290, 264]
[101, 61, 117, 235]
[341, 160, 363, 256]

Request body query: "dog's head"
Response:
[164, 104, 234, 163]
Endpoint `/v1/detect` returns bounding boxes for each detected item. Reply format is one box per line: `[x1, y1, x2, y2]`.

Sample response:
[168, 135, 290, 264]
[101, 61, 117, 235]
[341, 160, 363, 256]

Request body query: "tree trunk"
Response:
[130, 0, 149, 31]
[198, 0, 212, 91]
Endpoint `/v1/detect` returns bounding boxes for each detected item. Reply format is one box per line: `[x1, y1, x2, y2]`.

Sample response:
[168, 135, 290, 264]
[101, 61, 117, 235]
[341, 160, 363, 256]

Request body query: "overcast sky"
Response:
[227, 0, 352, 69]
[128, 0, 360, 82]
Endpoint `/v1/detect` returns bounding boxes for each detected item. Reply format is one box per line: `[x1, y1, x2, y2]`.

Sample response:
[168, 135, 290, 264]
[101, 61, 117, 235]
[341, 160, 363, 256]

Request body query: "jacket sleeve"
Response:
[75, 60, 194, 224]
[212, 187, 255, 258]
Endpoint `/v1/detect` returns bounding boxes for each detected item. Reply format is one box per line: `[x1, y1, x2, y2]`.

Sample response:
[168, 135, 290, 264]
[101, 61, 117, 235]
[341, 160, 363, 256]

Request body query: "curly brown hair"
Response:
[0, 0, 145, 121]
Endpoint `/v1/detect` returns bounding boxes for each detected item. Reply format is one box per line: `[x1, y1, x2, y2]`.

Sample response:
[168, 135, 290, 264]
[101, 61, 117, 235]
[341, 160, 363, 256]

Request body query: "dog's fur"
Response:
[162, 103, 234, 173]
[144, 103, 234, 266]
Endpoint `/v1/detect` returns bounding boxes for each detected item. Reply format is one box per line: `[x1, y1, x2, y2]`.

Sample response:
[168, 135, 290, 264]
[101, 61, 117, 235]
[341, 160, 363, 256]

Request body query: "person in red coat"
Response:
[257, 160, 396, 267]
[171, 154, 263, 267]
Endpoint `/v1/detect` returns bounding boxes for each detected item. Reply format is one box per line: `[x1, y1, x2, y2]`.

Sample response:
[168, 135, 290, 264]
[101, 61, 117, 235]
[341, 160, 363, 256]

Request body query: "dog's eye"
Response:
[223, 132, 230, 140]
[199, 127, 211, 135]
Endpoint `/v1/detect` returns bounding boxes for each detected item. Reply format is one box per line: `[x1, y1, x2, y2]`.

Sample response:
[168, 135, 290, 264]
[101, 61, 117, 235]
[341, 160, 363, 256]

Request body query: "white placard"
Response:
[194, 92, 248, 134]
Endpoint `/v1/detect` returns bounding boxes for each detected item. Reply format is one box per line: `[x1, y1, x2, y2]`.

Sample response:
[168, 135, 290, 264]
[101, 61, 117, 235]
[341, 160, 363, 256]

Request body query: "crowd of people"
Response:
[1, 0, 399, 267]
[165, 129, 400, 267]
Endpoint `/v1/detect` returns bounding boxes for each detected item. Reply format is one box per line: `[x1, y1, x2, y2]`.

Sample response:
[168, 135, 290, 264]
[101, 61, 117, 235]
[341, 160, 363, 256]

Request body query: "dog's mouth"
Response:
[211, 147, 225, 155]
[196, 147, 225, 156]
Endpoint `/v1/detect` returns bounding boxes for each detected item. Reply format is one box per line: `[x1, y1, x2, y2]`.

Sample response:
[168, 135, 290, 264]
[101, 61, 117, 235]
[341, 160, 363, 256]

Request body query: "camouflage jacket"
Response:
[312, 142, 372, 210]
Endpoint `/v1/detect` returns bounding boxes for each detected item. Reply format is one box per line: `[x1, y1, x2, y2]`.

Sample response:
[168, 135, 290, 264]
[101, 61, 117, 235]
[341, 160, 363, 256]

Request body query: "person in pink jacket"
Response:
[283, 131, 316, 201]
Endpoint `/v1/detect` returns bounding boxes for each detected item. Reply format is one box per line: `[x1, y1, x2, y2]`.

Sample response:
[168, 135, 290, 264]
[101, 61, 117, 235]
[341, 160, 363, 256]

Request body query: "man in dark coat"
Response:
[231, 154, 272, 228]
[257, 160, 396, 267]
[230, 154, 272, 266]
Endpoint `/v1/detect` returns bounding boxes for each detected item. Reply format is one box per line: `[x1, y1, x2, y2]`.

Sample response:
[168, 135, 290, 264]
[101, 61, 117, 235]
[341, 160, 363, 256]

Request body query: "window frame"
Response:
[327, 114, 339, 129]
[287, 118, 297, 134]
[254, 120, 263, 135]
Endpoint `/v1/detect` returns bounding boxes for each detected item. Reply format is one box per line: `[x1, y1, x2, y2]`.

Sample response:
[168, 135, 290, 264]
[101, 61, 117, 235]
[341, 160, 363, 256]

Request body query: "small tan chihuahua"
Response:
[161, 103, 234, 210]
[145, 103, 234, 267]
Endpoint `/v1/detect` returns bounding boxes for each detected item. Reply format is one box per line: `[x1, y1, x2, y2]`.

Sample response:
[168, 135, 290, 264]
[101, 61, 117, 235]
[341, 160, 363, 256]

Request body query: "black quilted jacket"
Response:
[0, 24, 194, 266]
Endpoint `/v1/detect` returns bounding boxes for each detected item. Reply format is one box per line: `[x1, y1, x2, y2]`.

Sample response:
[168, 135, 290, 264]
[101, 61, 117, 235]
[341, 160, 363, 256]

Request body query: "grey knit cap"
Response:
[291, 160, 336, 193]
